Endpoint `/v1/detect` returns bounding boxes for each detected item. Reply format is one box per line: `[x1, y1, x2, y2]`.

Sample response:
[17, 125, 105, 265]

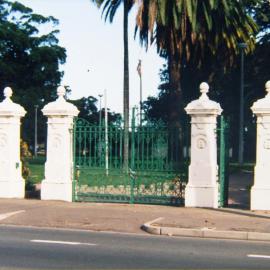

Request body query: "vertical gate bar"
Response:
[109, 126, 112, 169]
[130, 107, 136, 204]
[141, 127, 145, 170]
[146, 128, 149, 170]
[219, 115, 226, 207]
[78, 127, 82, 166]
[120, 125, 123, 169]
[105, 91, 109, 176]
[136, 125, 140, 170]
[72, 118, 77, 202]
[89, 127, 92, 167]
[83, 125, 87, 166]
[151, 130, 154, 170]
[114, 126, 117, 168]
[224, 119, 230, 206]
[175, 127, 178, 169]
[93, 126, 97, 167]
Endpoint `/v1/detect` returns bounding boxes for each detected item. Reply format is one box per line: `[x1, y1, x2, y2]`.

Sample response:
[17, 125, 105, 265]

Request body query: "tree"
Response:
[69, 96, 121, 125]
[136, 0, 257, 126]
[91, 0, 134, 170]
[142, 1, 270, 162]
[0, 0, 66, 147]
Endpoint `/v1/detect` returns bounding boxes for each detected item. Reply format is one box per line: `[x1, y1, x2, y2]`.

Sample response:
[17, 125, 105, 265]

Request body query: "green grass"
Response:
[28, 163, 44, 184]
[229, 162, 255, 173]
[26, 156, 45, 185]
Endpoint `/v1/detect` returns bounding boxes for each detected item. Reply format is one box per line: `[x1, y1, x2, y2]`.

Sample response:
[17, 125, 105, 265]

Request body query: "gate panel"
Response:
[73, 112, 189, 206]
[74, 118, 130, 203]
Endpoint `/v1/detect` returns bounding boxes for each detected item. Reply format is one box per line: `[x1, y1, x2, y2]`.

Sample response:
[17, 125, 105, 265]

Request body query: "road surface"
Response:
[0, 225, 270, 269]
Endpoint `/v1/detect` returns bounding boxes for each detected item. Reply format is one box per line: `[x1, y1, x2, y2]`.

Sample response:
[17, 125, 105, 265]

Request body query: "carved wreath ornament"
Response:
[196, 135, 207, 149]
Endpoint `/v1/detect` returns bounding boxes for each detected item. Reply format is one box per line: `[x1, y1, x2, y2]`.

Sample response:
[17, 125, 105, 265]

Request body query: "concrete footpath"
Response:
[0, 198, 270, 242]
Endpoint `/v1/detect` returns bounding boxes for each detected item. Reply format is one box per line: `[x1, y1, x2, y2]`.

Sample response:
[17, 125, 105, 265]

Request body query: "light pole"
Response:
[34, 105, 38, 157]
[238, 42, 247, 165]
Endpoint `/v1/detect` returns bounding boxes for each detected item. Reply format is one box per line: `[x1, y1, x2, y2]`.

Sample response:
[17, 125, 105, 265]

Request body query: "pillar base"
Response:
[41, 180, 73, 202]
[185, 184, 218, 208]
[251, 187, 270, 210]
[0, 179, 25, 198]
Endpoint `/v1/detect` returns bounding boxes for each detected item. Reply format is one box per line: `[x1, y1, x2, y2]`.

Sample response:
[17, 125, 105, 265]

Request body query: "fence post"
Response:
[41, 86, 79, 202]
[185, 82, 222, 208]
[0, 87, 26, 198]
[219, 116, 229, 207]
[250, 81, 270, 210]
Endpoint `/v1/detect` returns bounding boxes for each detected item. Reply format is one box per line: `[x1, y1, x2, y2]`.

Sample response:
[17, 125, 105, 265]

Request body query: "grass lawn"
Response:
[26, 156, 45, 185]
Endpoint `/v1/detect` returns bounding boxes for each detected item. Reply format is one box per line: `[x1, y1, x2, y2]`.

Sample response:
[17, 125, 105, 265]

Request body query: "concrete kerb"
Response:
[142, 217, 270, 241]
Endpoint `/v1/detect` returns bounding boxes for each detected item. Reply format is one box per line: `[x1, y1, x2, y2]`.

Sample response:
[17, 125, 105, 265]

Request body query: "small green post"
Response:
[219, 116, 229, 207]
[130, 107, 136, 204]
[72, 117, 77, 202]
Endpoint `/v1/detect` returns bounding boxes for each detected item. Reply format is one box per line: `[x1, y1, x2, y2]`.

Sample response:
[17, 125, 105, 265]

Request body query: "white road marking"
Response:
[0, 210, 25, 221]
[247, 254, 270, 259]
[31, 239, 97, 246]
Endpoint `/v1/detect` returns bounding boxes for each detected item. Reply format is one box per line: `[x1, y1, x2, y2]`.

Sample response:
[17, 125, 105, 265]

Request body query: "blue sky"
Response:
[17, 0, 165, 113]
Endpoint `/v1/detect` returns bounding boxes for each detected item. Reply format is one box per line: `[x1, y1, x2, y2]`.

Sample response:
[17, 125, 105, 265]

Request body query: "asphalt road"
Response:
[0, 225, 270, 269]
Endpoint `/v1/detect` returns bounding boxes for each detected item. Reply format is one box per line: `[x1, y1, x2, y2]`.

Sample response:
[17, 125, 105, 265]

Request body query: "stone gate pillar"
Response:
[185, 82, 222, 208]
[41, 86, 79, 202]
[251, 81, 270, 210]
[0, 87, 26, 198]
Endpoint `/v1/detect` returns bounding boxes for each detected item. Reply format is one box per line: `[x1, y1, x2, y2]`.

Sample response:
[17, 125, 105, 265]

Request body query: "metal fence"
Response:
[73, 109, 189, 206]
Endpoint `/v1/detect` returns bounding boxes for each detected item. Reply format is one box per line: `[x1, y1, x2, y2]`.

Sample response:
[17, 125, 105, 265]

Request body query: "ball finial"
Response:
[4, 87, 13, 99]
[57, 86, 66, 98]
[199, 82, 209, 94]
[266, 81, 270, 94]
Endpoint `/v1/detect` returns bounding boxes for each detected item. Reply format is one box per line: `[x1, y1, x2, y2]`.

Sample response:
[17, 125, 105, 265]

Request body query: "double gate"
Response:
[73, 109, 189, 206]
[73, 111, 229, 207]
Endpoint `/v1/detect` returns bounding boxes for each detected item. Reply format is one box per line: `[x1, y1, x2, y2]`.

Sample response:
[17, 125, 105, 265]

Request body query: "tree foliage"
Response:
[0, 0, 66, 146]
[136, 0, 258, 125]
[143, 0, 270, 162]
[70, 96, 121, 125]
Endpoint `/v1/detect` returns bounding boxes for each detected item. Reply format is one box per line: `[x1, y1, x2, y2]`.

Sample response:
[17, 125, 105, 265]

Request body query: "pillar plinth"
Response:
[41, 86, 79, 202]
[0, 87, 26, 198]
[185, 83, 222, 208]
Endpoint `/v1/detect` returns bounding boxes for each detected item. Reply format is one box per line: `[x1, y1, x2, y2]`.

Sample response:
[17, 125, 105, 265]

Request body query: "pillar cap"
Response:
[185, 82, 222, 115]
[42, 85, 79, 117]
[251, 80, 270, 115]
[0, 87, 26, 117]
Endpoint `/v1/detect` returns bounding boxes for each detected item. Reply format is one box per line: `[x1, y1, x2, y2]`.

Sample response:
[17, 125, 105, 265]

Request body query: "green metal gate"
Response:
[73, 109, 189, 205]
[218, 116, 230, 207]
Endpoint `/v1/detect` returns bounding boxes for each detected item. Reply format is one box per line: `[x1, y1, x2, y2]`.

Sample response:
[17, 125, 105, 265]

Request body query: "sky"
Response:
[17, 0, 165, 114]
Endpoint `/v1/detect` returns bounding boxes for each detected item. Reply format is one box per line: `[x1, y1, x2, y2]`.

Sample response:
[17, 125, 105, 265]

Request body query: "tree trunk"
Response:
[168, 55, 185, 163]
[123, 0, 129, 172]
[168, 55, 183, 127]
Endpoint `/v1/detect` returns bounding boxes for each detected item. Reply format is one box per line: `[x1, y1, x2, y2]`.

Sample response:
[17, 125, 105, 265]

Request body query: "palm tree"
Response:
[92, 0, 134, 170]
[135, 0, 257, 125]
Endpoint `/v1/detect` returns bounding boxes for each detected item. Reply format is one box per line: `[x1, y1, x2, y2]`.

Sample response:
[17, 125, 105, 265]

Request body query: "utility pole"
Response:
[34, 105, 38, 157]
[238, 42, 247, 165]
